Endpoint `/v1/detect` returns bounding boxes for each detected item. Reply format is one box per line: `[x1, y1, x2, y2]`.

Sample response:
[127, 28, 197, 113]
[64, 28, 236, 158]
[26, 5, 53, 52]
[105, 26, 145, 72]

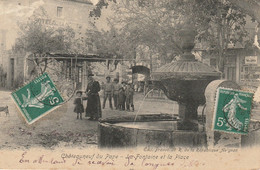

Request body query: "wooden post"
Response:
[71, 58, 73, 80]
[82, 61, 87, 91]
[65, 60, 67, 79]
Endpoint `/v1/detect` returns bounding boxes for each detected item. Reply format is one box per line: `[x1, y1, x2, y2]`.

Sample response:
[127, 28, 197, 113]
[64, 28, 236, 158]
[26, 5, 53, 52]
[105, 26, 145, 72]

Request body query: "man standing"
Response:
[103, 76, 114, 109]
[120, 81, 127, 110]
[85, 73, 102, 121]
[113, 78, 121, 110]
[125, 83, 135, 111]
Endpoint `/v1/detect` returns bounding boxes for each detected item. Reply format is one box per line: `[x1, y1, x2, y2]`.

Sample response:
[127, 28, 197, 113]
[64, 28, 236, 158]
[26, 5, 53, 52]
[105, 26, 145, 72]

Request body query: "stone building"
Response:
[0, 0, 95, 88]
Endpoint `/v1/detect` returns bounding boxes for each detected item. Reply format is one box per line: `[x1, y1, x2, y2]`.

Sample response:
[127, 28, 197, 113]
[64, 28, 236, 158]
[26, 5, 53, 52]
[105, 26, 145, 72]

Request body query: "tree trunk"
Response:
[32, 53, 48, 74]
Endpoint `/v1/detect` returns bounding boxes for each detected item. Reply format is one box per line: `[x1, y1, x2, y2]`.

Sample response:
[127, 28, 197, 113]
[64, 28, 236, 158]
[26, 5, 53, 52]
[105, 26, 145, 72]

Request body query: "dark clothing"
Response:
[113, 83, 121, 109]
[125, 86, 134, 111]
[85, 81, 102, 119]
[118, 88, 126, 110]
[87, 81, 100, 94]
[113, 94, 119, 109]
[73, 97, 84, 113]
[77, 113, 82, 119]
[125, 86, 134, 104]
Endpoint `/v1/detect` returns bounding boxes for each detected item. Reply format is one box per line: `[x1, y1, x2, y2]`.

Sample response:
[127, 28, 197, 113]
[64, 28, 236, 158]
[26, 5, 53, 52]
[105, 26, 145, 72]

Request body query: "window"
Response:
[57, 6, 63, 18]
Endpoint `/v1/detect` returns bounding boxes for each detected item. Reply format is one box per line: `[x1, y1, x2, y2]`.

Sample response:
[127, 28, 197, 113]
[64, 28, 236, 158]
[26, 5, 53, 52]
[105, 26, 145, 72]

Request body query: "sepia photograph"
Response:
[0, 0, 260, 169]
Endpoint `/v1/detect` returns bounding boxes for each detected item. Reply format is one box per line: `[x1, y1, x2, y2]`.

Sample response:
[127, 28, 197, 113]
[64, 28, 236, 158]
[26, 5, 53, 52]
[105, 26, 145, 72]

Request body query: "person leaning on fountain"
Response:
[85, 73, 102, 121]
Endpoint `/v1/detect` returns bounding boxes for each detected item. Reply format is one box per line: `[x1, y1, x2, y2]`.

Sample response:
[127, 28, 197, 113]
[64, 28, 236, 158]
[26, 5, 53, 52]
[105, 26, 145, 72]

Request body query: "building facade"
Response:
[201, 47, 260, 88]
[0, 0, 95, 88]
[197, 16, 260, 89]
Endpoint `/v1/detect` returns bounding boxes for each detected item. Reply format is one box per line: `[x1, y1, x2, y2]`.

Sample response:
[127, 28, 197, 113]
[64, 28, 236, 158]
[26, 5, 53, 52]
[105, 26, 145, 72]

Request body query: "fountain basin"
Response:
[98, 114, 206, 148]
[151, 59, 220, 130]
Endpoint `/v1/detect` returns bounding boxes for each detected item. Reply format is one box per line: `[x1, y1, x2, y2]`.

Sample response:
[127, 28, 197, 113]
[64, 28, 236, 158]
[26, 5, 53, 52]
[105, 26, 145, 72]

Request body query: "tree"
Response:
[13, 8, 77, 74]
[168, 0, 249, 72]
[87, 0, 183, 72]
[227, 0, 260, 23]
[89, 0, 251, 74]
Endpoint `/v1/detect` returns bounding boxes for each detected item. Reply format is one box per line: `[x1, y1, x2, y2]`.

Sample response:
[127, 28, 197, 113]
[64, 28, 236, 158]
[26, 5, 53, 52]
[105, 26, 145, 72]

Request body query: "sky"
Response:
[0, 0, 44, 16]
[90, 0, 99, 5]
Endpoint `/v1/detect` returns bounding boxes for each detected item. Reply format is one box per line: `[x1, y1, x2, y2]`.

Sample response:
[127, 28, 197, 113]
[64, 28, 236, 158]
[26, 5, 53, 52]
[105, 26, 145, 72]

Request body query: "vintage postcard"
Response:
[0, 0, 260, 169]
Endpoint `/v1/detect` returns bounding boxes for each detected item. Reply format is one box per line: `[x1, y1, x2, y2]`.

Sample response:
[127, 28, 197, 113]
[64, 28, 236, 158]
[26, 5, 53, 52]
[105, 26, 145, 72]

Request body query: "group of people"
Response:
[73, 73, 135, 121]
[102, 76, 134, 111]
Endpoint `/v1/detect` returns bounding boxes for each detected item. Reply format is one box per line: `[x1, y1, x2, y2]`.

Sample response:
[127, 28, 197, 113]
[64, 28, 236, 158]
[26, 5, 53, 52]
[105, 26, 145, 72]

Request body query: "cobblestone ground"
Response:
[0, 90, 178, 149]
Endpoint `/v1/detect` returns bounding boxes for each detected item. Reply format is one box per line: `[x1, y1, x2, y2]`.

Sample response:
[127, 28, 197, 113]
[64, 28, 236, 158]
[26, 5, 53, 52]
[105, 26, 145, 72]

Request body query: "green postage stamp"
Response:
[213, 87, 254, 134]
[11, 72, 64, 124]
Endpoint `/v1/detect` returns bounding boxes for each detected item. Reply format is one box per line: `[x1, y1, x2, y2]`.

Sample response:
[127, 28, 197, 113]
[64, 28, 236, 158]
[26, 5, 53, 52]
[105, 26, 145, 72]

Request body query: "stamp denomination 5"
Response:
[11, 72, 64, 124]
[213, 87, 254, 134]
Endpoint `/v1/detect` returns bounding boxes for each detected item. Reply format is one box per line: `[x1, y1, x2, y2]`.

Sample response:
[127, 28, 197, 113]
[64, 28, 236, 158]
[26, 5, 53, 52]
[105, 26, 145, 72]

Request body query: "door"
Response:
[226, 66, 236, 81]
[225, 56, 237, 81]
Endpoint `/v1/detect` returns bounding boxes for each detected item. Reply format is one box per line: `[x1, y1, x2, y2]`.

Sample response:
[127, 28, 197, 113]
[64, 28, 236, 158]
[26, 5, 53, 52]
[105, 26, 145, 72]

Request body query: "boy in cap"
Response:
[102, 76, 114, 109]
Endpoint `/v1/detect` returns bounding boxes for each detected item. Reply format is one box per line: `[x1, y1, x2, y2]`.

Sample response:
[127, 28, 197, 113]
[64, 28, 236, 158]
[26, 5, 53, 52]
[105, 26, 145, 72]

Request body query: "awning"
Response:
[46, 53, 106, 62]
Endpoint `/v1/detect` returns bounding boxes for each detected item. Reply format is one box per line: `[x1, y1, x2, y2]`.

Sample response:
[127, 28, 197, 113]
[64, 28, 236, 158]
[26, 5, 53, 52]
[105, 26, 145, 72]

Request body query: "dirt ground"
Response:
[0, 90, 178, 150]
[1, 89, 259, 150]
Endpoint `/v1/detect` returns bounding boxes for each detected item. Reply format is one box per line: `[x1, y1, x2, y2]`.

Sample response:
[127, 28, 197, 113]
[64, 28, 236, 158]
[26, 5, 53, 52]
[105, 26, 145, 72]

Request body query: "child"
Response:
[125, 83, 134, 111]
[118, 86, 125, 111]
[73, 91, 86, 120]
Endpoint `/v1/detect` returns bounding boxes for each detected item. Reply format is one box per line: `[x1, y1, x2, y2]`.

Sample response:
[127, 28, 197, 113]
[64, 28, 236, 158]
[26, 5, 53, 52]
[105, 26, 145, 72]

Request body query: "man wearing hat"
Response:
[112, 78, 121, 110]
[85, 73, 102, 120]
[118, 80, 127, 110]
[102, 75, 114, 109]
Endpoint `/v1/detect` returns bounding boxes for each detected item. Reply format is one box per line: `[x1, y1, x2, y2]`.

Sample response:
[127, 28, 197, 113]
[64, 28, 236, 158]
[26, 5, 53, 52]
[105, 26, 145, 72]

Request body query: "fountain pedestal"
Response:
[151, 26, 220, 130]
[98, 24, 221, 148]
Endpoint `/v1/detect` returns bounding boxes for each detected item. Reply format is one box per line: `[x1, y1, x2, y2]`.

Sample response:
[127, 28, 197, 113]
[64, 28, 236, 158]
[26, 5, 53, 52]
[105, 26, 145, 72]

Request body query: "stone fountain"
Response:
[151, 27, 221, 131]
[98, 24, 221, 148]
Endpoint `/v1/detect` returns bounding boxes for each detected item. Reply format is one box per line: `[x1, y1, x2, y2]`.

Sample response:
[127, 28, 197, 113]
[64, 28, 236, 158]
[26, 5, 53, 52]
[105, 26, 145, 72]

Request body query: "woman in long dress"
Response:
[85, 74, 102, 120]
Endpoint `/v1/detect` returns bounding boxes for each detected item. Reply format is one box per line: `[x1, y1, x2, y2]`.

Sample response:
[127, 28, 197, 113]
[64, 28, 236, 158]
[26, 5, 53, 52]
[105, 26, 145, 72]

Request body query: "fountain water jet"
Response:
[133, 88, 161, 123]
[98, 23, 221, 148]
